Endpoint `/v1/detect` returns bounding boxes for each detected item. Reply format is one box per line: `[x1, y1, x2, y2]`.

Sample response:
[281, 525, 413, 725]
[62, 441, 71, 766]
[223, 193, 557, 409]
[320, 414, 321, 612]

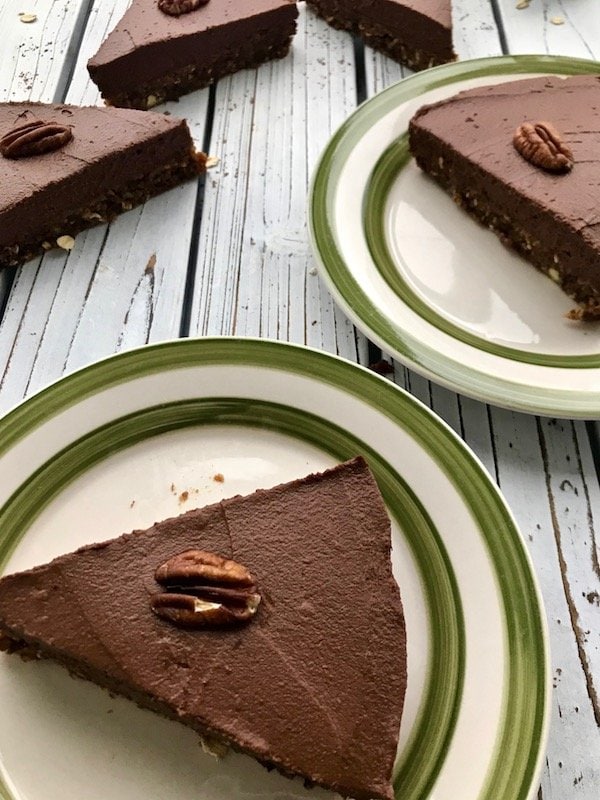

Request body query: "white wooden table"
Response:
[0, 1, 599, 797]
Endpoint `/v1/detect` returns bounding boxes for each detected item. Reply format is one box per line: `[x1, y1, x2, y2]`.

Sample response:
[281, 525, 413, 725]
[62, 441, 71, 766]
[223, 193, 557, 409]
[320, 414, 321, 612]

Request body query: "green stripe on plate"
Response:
[0, 338, 549, 799]
[364, 134, 600, 368]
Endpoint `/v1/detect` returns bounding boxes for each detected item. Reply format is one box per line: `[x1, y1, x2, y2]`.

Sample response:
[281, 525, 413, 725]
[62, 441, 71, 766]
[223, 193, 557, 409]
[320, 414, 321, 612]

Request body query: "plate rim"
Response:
[0, 395, 465, 800]
[308, 54, 600, 418]
[0, 336, 551, 800]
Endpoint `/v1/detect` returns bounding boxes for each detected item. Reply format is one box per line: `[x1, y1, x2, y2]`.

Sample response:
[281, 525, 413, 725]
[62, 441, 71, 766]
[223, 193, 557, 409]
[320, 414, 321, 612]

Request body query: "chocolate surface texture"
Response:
[87, 0, 298, 109]
[0, 102, 204, 270]
[0, 457, 406, 800]
[306, 0, 454, 70]
[409, 75, 600, 319]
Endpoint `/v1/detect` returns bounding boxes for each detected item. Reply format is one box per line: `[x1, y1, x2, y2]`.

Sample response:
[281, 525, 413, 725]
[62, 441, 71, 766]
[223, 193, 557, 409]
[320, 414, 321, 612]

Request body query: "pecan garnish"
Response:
[0, 119, 73, 159]
[151, 550, 261, 628]
[513, 121, 574, 173]
[158, 0, 209, 16]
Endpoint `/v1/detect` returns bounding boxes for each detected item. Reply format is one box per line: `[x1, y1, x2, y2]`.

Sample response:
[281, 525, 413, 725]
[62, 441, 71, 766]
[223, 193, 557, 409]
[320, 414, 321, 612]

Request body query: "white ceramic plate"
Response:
[0, 338, 549, 800]
[309, 55, 600, 418]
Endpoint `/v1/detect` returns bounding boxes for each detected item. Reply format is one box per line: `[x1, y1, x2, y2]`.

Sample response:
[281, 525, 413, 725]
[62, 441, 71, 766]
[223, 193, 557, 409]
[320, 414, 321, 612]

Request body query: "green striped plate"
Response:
[0, 338, 549, 800]
[309, 55, 600, 418]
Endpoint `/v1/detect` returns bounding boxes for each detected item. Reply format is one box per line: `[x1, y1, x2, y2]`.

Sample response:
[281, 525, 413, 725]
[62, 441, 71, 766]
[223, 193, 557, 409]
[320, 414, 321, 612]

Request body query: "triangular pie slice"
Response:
[0, 102, 205, 270]
[409, 74, 600, 320]
[306, 0, 455, 71]
[0, 457, 406, 800]
[87, 0, 299, 109]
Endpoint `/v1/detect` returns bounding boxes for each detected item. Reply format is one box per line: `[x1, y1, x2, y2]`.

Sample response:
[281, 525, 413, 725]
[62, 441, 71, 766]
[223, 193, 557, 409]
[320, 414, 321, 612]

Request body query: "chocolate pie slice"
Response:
[408, 74, 600, 319]
[0, 457, 406, 800]
[87, 0, 298, 109]
[0, 101, 205, 270]
[306, 0, 455, 71]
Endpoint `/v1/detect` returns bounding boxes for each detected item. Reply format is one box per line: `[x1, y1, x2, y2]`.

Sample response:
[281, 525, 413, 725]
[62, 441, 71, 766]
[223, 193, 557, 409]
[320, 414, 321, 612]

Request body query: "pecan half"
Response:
[513, 121, 574, 173]
[158, 0, 209, 16]
[0, 119, 73, 159]
[151, 549, 261, 628]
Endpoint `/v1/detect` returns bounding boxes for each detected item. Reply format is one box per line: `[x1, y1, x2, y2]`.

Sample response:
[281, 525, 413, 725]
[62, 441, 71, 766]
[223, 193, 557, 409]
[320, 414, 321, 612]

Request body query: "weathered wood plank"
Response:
[539, 417, 600, 719]
[493, 412, 600, 798]
[496, 0, 600, 58]
[453, 0, 505, 60]
[0, 0, 209, 411]
[0, 0, 90, 103]
[188, 5, 363, 361]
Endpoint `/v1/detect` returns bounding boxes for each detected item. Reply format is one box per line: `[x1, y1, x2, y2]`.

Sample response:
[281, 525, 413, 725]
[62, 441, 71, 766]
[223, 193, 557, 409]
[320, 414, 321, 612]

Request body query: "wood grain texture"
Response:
[0, 0, 89, 104]
[453, 0, 504, 60]
[493, 413, 600, 798]
[188, 5, 364, 362]
[495, 0, 600, 58]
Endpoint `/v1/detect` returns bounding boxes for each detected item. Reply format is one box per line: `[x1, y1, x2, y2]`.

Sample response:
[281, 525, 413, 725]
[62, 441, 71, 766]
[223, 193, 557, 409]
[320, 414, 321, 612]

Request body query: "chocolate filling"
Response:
[0, 458, 406, 800]
[88, 0, 298, 109]
[0, 102, 205, 270]
[306, 0, 455, 70]
[409, 75, 600, 318]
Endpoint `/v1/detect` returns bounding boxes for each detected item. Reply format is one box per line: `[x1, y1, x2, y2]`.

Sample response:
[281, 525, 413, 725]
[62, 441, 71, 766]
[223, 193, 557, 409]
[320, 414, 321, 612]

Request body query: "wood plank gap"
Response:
[537, 417, 600, 728]
[353, 36, 367, 105]
[0, 258, 45, 401]
[489, 0, 510, 54]
[367, 339, 382, 368]
[179, 84, 217, 338]
[573, 424, 600, 583]
[51, 0, 96, 103]
[0, 269, 16, 325]
[585, 421, 600, 487]
[179, 172, 209, 338]
[486, 405, 501, 484]
[456, 397, 467, 442]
